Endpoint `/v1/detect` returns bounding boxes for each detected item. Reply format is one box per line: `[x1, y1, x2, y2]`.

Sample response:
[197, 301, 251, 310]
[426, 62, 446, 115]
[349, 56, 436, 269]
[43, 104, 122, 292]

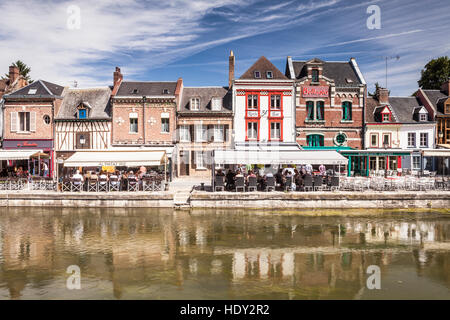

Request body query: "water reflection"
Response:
[0, 208, 449, 300]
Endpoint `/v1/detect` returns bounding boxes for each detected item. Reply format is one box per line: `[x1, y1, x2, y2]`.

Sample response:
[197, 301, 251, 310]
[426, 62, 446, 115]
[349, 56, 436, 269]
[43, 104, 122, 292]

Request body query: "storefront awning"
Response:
[340, 149, 412, 157]
[0, 150, 44, 160]
[63, 150, 167, 167]
[422, 149, 450, 157]
[214, 150, 348, 165]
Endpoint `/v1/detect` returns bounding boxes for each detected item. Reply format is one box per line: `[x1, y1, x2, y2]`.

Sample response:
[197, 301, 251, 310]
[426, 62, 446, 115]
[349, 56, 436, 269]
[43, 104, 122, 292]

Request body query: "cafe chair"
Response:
[303, 175, 313, 192]
[109, 177, 120, 192]
[247, 176, 258, 192]
[235, 176, 245, 192]
[214, 176, 225, 192]
[284, 176, 293, 191]
[128, 178, 139, 191]
[143, 177, 154, 192]
[330, 176, 340, 191]
[265, 176, 276, 192]
[313, 175, 324, 191]
[62, 178, 72, 192]
[88, 179, 98, 192]
[98, 177, 109, 192]
[71, 178, 83, 192]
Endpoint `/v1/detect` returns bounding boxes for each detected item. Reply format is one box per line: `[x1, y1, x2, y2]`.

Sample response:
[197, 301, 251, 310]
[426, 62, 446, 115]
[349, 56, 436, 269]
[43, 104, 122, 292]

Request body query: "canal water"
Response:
[0, 207, 449, 300]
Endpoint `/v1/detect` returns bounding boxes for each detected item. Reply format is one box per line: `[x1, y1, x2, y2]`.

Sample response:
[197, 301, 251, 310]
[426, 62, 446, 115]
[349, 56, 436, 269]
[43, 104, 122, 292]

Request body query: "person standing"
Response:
[43, 161, 49, 177]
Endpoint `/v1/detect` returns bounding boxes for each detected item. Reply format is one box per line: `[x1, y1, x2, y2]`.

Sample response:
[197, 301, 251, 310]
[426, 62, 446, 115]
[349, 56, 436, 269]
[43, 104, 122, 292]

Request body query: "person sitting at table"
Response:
[72, 170, 84, 182]
[319, 164, 326, 176]
[216, 169, 225, 177]
[90, 171, 99, 181]
[247, 170, 256, 181]
[275, 169, 283, 186]
[99, 171, 108, 181]
[305, 163, 313, 175]
[225, 169, 235, 191]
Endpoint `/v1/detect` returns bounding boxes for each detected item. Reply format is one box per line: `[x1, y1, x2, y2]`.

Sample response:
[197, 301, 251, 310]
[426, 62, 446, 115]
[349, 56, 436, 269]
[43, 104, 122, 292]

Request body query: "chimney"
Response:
[175, 77, 183, 111]
[376, 87, 389, 104]
[228, 50, 235, 89]
[112, 67, 123, 96]
[441, 78, 450, 95]
[9, 65, 19, 84]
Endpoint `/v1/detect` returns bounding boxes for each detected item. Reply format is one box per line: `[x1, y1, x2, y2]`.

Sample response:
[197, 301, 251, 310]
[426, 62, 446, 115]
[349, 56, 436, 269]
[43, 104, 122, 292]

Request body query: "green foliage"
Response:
[418, 56, 450, 89]
[2, 60, 33, 83]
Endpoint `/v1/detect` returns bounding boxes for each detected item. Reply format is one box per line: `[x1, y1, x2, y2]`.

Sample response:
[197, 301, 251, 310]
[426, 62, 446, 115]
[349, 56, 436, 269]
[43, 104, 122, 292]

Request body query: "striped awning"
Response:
[0, 150, 44, 160]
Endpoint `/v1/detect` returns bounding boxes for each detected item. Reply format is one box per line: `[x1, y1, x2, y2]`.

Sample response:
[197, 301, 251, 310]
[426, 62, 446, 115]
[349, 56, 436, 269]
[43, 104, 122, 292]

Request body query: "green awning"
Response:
[301, 146, 355, 151]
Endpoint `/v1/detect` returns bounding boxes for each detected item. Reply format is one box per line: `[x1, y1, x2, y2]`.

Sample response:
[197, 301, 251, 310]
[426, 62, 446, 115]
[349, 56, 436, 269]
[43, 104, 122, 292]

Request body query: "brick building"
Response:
[111, 67, 182, 177]
[416, 79, 450, 147]
[176, 85, 232, 177]
[2, 80, 65, 177]
[285, 57, 366, 150]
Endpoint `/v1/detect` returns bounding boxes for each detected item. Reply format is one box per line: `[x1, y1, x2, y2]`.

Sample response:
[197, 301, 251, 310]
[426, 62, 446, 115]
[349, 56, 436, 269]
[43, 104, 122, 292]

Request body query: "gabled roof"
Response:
[288, 59, 363, 86]
[421, 89, 448, 115]
[366, 96, 432, 124]
[115, 81, 177, 97]
[56, 87, 112, 120]
[179, 87, 232, 114]
[239, 56, 288, 80]
[5, 79, 65, 98]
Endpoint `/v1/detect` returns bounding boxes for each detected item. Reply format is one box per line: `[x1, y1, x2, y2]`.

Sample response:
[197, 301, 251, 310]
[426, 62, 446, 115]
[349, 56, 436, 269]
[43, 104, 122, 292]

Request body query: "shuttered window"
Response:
[30, 112, 36, 132]
[10, 112, 18, 132]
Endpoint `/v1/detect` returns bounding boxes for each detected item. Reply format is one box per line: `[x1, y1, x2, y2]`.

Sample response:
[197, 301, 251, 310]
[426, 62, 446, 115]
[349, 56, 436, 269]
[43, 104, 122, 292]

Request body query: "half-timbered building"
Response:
[55, 87, 112, 168]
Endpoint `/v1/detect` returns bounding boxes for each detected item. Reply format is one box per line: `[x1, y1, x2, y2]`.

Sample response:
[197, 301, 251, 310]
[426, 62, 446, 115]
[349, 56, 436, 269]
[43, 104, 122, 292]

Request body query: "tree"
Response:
[2, 60, 33, 83]
[368, 82, 390, 97]
[418, 56, 450, 89]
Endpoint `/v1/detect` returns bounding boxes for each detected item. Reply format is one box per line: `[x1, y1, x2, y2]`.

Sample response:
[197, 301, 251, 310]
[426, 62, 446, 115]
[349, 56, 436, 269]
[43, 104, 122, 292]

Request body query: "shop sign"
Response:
[302, 86, 329, 98]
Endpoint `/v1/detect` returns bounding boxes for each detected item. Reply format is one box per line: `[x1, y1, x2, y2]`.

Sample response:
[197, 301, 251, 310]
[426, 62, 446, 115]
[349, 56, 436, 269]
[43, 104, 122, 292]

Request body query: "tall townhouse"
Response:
[110, 67, 182, 178]
[0, 65, 29, 150]
[232, 53, 298, 151]
[363, 87, 435, 174]
[54, 87, 112, 175]
[2, 80, 65, 177]
[176, 82, 233, 177]
[416, 79, 450, 146]
[285, 57, 366, 150]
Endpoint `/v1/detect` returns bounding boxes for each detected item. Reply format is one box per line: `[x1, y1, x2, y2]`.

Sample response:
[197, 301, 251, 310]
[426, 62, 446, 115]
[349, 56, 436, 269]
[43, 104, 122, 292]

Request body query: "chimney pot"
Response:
[441, 78, 450, 95]
[9, 65, 19, 84]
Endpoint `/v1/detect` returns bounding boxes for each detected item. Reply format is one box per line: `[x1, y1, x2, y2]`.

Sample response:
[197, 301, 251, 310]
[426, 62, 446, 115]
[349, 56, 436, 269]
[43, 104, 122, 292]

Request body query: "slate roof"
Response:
[5, 80, 65, 98]
[421, 89, 448, 115]
[366, 96, 433, 124]
[56, 87, 112, 120]
[239, 56, 288, 80]
[289, 60, 362, 87]
[115, 81, 177, 97]
[179, 87, 232, 114]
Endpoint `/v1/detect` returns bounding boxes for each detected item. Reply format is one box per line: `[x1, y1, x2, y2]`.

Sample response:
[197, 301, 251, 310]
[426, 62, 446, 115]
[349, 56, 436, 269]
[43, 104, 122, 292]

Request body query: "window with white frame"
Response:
[214, 125, 224, 142]
[211, 97, 222, 111]
[407, 132, 416, 147]
[419, 113, 427, 121]
[420, 132, 428, 147]
[270, 122, 281, 140]
[195, 151, 206, 169]
[266, 71, 273, 79]
[413, 156, 421, 170]
[190, 98, 200, 110]
[129, 113, 138, 133]
[247, 122, 258, 140]
[382, 113, 390, 122]
[270, 95, 281, 110]
[247, 94, 258, 109]
[195, 124, 208, 142]
[19, 112, 31, 132]
[179, 125, 190, 142]
[382, 133, 390, 147]
[161, 118, 170, 133]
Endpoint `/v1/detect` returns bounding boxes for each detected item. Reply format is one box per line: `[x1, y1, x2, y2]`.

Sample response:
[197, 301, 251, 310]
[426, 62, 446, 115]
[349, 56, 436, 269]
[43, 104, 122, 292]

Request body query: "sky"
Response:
[0, 0, 449, 96]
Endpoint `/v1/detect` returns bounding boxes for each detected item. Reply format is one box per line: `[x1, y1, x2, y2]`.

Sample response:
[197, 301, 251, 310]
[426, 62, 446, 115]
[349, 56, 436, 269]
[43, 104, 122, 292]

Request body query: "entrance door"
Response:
[179, 151, 190, 176]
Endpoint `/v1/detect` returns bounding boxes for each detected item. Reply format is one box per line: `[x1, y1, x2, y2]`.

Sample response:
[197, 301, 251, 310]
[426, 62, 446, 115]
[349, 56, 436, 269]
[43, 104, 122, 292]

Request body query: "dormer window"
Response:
[254, 71, 261, 79]
[380, 106, 391, 122]
[28, 88, 37, 94]
[190, 98, 200, 110]
[345, 78, 353, 84]
[266, 71, 273, 79]
[132, 89, 139, 94]
[163, 89, 169, 94]
[312, 69, 319, 82]
[382, 113, 390, 122]
[445, 103, 450, 114]
[78, 109, 87, 119]
[420, 113, 427, 121]
[211, 97, 222, 111]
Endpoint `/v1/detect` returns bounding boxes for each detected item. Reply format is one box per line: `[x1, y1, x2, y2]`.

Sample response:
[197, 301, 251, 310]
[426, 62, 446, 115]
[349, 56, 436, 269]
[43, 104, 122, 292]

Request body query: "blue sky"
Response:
[0, 0, 449, 95]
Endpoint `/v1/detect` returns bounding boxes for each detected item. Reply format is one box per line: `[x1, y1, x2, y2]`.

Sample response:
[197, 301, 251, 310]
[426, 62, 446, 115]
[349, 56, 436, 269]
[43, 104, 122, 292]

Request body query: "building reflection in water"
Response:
[0, 207, 449, 299]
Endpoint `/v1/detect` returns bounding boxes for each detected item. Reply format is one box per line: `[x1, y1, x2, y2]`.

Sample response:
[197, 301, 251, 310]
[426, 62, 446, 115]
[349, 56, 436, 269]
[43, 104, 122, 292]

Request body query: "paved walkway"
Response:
[169, 176, 210, 207]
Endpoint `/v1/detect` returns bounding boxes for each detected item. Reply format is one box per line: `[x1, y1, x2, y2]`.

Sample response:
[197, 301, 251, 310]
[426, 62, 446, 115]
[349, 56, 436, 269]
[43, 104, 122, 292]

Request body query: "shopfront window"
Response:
[413, 156, 421, 170]
[378, 157, 386, 170]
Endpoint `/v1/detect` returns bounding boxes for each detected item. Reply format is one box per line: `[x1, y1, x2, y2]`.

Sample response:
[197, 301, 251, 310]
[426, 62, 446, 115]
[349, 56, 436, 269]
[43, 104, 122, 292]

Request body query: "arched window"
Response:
[307, 134, 324, 147]
[342, 102, 352, 120]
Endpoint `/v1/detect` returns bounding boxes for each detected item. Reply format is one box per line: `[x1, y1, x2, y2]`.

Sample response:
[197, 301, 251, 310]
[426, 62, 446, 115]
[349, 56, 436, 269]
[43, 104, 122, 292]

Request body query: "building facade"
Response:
[363, 88, 435, 174]
[232, 54, 297, 150]
[2, 80, 65, 177]
[285, 57, 366, 150]
[54, 87, 112, 174]
[176, 84, 233, 177]
[110, 67, 182, 178]
[416, 80, 450, 147]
